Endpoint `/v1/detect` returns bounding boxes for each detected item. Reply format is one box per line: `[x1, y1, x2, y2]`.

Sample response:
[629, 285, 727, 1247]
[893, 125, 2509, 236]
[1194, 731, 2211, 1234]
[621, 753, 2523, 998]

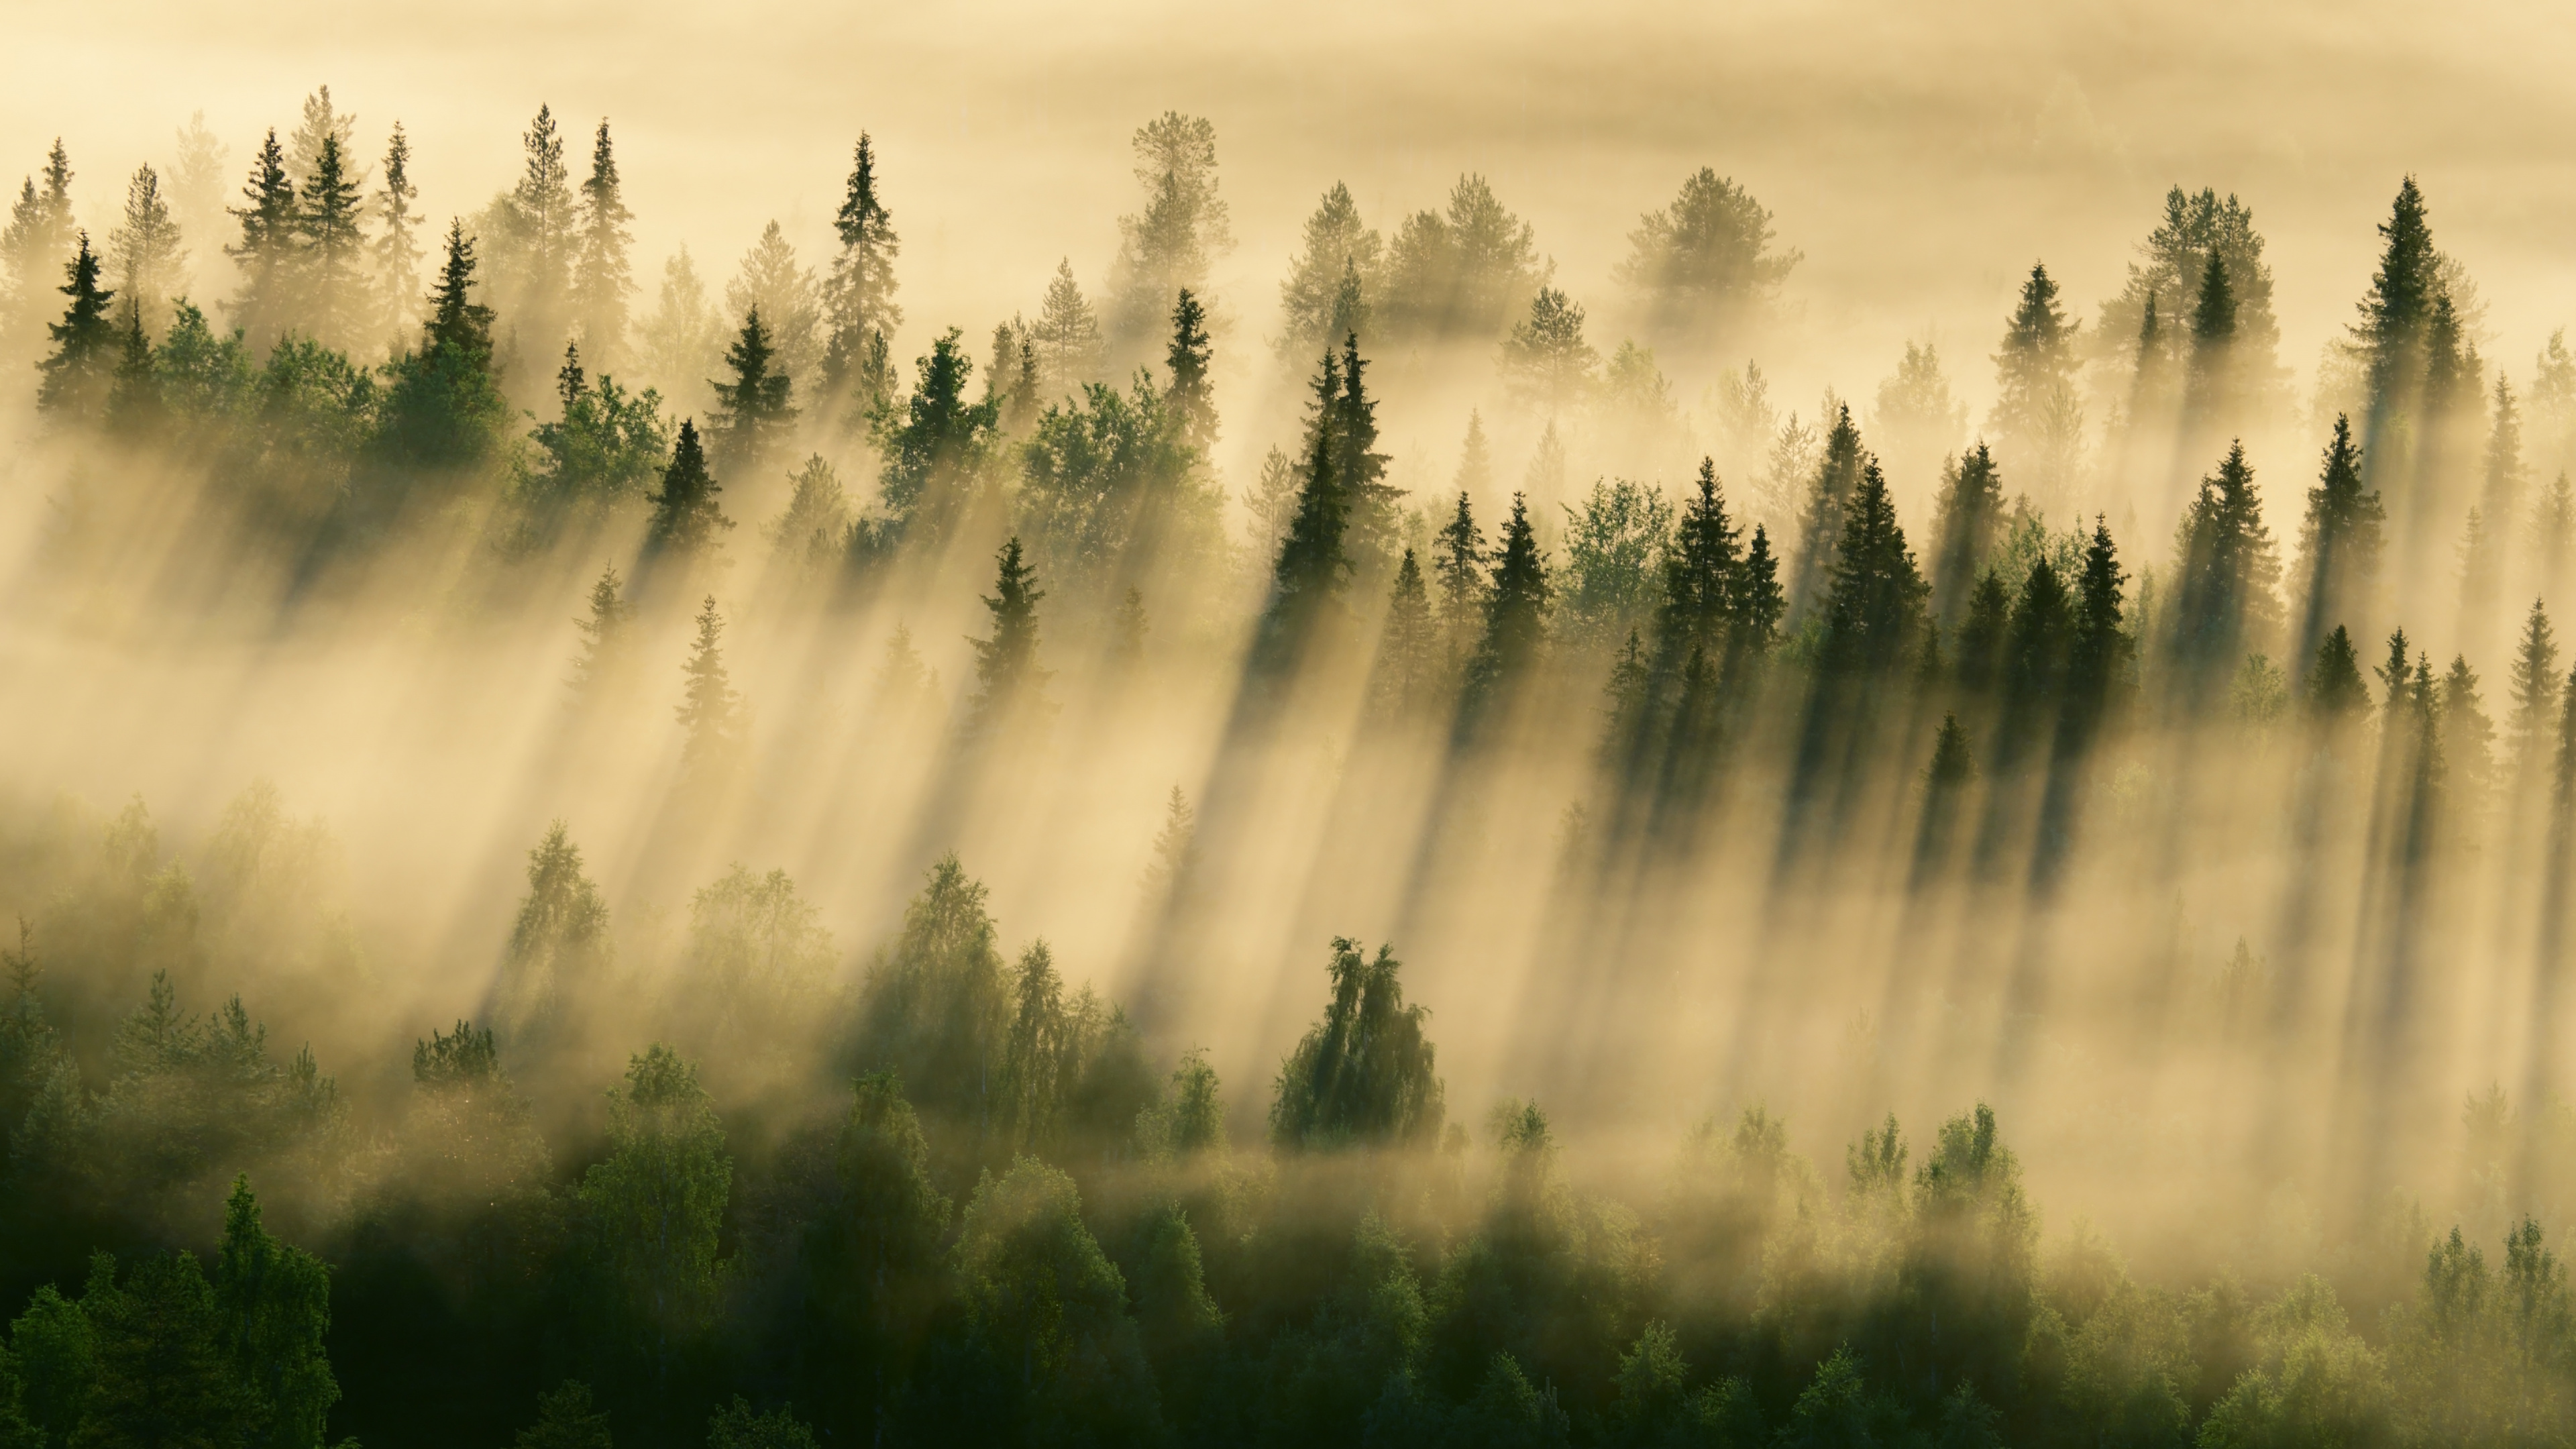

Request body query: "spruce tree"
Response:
[1165, 287, 1216, 455]
[370, 219, 511, 477]
[36, 231, 117, 418]
[2182, 250, 2237, 442]
[2308, 625, 2369, 722]
[645, 419, 733, 557]
[1255, 351, 1354, 667]
[1653, 457, 1741, 667]
[568, 564, 636, 697]
[510, 104, 576, 346]
[1460, 492, 1551, 721]
[2065, 517, 2131, 727]
[214, 1176, 339, 1449]
[1030, 258, 1103, 397]
[2479, 376, 2526, 573]
[1924, 712, 1976, 797]
[2298, 415, 2383, 666]
[1929, 441, 2006, 624]
[1999, 557, 2076, 751]
[1333, 331, 1399, 569]
[225, 129, 297, 346]
[1818, 458, 1928, 674]
[572, 119, 635, 373]
[676, 597, 742, 772]
[3, 138, 76, 357]
[1738, 525, 1786, 650]
[2355, 176, 2440, 460]
[1954, 570, 2014, 693]
[1432, 488, 1487, 657]
[2509, 600, 2561, 766]
[2444, 654, 2495, 806]
[2376, 627, 2415, 717]
[372, 123, 424, 341]
[1789, 402, 1865, 621]
[2171, 441, 2282, 690]
[710, 307, 796, 476]
[297, 132, 365, 344]
[1371, 548, 1439, 719]
[965, 537, 1051, 737]
[822, 133, 901, 398]
[875, 327, 995, 543]
[1988, 262, 2082, 495]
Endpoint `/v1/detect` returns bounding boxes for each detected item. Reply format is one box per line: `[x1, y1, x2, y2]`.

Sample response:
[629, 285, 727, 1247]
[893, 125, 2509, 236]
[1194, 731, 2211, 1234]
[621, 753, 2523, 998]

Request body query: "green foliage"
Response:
[1269, 938, 1444, 1153]
[853, 856, 1012, 1163]
[703, 1397, 812, 1449]
[578, 1046, 731, 1362]
[952, 1159, 1162, 1444]
[1615, 166, 1796, 352]
[1818, 460, 1929, 676]
[645, 419, 732, 558]
[75, 1249, 247, 1449]
[965, 539, 1052, 739]
[215, 1177, 338, 1449]
[36, 234, 115, 419]
[873, 328, 995, 545]
[516, 1381, 611, 1449]
[1556, 478, 1672, 651]
[709, 309, 794, 477]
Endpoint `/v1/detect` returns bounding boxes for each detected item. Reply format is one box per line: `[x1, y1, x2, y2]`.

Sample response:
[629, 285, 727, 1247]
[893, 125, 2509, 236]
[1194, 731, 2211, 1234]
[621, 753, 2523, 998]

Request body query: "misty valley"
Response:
[0, 81, 2572, 1449]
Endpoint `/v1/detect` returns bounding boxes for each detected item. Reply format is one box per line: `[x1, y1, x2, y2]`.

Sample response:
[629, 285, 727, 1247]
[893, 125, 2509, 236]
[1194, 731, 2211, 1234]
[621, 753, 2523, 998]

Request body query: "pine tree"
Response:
[511, 103, 576, 347]
[1256, 352, 1353, 662]
[225, 129, 297, 345]
[2171, 441, 2282, 688]
[1738, 525, 1786, 650]
[2308, 625, 2369, 722]
[875, 327, 995, 543]
[822, 133, 901, 398]
[105, 164, 184, 336]
[36, 232, 117, 418]
[572, 119, 635, 373]
[645, 419, 733, 557]
[1498, 285, 1598, 411]
[1929, 440, 2006, 624]
[1615, 167, 1796, 357]
[1460, 492, 1552, 722]
[1371, 548, 1440, 718]
[1819, 458, 1929, 674]
[2510, 599, 2561, 766]
[1031, 258, 1102, 399]
[2376, 627, 2415, 718]
[676, 597, 742, 771]
[297, 133, 365, 344]
[2355, 176, 2440, 453]
[2066, 517, 2132, 725]
[424, 218, 494, 356]
[2298, 415, 2383, 666]
[372, 123, 424, 342]
[214, 1176, 339, 1449]
[1432, 488, 1487, 656]
[1654, 457, 1742, 667]
[3, 138, 77, 358]
[2480, 375, 2527, 572]
[1165, 288, 1216, 455]
[1925, 712, 1977, 788]
[1790, 402, 1866, 621]
[710, 307, 796, 476]
[2444, 654, 2495, 808]
[569, 564, 636, 696]
[1333, 333, 1399, 568]
[1955, 570, 2014, 692]
[369, 219, 510, 476]
[1277, 181, 1380, 363]
[965, 537, 1051, 737]
[1108, 112, 1230, 355]
[1989, 262, 2082, 496]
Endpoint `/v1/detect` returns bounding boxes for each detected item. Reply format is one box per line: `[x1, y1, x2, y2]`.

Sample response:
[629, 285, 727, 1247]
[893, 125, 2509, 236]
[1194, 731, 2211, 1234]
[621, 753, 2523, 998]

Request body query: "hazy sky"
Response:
[13, 0, 2576, 424]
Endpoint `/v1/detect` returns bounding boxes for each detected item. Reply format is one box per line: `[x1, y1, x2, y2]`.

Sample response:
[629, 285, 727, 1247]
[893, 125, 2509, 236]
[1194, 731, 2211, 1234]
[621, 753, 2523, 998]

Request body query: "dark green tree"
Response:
[643, 419, 732, 557]
[35, 232, 115, 418]
[2298, 415, 2382, 667]
[2065, 517, 2133, 731]
[873, 328, 994, 545]
[225, 129, 297, 347]
[1165, 287, 1215, 455]
[2182, 248, 2237, 435]
[1251, 353, 1353, 674]
[965, 537, 1051, 737]
[1332, 332, 1399, 570]
[1788, 403, 1865, 621]
[1269, 936, 1445, 1152]
[1459, 492, 1551, 725]
[571, 120, 635, 373]
[514, 1382, 610, 1449]
[296, 133, 364, 344]
[2355, 176, 2440, 461]
[710, 307, 796, 477]
[213, 1177, 338, 1449]
[1818, 459, 1929, 675]
[1929, 441, 2005, 625]
[2171, 441, 2282, 694]
[578, 1045, 731, 1372]
[371, 220, 508, 477]
[822, 134, 901, 404]
[568, 565, 636, 697]
[2308, 625, 2370, 722]
[78, 1251, 248, 1449]
[1432, 488, 1489, 661]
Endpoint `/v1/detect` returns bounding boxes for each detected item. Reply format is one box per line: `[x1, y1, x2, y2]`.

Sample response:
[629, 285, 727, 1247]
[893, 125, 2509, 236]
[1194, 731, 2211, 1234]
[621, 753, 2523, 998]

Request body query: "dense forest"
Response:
[5, 89, 2576, 1448]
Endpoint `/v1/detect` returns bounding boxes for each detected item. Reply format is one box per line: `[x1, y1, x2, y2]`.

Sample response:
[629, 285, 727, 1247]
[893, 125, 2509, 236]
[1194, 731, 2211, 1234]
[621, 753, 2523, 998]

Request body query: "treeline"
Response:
[1, 809, 2573, 1449]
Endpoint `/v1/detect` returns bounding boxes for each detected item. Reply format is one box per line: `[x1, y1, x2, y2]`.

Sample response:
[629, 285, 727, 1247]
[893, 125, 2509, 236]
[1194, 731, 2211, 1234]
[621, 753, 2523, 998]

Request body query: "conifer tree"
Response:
[1989, 262, 2083, 496]
[571, 119, 635, 374]
[821, 133, 901, 398]
[370, 219, 509, 476]
[515, 1382, 612, 1449]
[676, 597, 743, 772]
[1109, 112, 1230, 355]
[1615, 166, 1796, 357]
[225, 129, 297, 346]
[725, 221, 822, 386]
[2510, 600, 2561, 767]
[569, 564, 636, 697]
[2376, 627, 2415, 718]
[509, 103, 576, 348]
[710, 307, 796, 477]
[1460, 492, 1551, 722]
[2298, 415, 2383, 667]
[1254, 352, 1354, 669]
[2308, 625, 2369, 722]
[1277, 181, 1380, 364]
[2445, 655, 2495, 807]
[2474, 376, 2527, 596]
[297, 133, 366, 345]
[1165, 288, 1216, 455]
[372, 123, 424, 342]
[1371, 549, 1440, 720]
[965, 537, 1051, 737]
[3, 138, 76, 359]
[1738, 525, 1786, 649]
[1818, 459, 1927, 674]
[1954, 570, 2015, 693]
[1112, 588, 1148, 670]
[105, 164, 184, 337]
[80, 1251, 247, 1449]
[36, 232, 117, 418]
[2171, 441, 2282, 691]
[214, 1176, 339, 1449]
[1929, 441, 2006, 624]
[1432, 488, 1487, 658]
[1031, 258, 1104, 399]
[2182, 250, 2237, 443]
[875, 327, 995, 544]
[645, 419, 733, 557]
[2355, 177, 2440, 468]
[1918, 712, 1978, 871]
[1653, 458, 1742, 669]
[1498, 286, 1598, 412]
[2065, 517, 2132, 727]
[1790, 402, 1865, 621]
[1332, 332, 1399, 568]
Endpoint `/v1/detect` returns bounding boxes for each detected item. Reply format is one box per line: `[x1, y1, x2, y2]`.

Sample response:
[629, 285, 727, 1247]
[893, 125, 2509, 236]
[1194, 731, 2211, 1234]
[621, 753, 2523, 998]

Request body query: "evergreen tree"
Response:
[2308, 625, 2370, 721]
[2356, 176, 2440, 437]
[1108, 112, 1230, 355]
[1432, 488, 1488, 658]
[372, 123, 424, 342]
[1332, 331, 1400, 569]
[508, 104, 577, 350]
[3, 138, 76, 360]
[676, 595, 742, 775]
[571, 119, 635, 374]
[225, 130, 297, 346]
[372, 219, 509, 476]
[515, 1382, 612, 1449]
[1371, 549, 1440, 720]
[214, 1177, 339, 1449]
[1254, 352, 1354, 668]
[822, 133, 902, 400]
[2376, 626, 2416, 718]
[965, 538, 1052, 737]
[2298, 415, 2383, 667]
[1498, 286, 1598, 412]
[578, 1045, 731, 1361]
[1789, 402, 1865, 621]
[2511, 600, 2562, 766]
[1653, 457, 1742, 669]
[724, 222, 822, 387]
[873, 328, 995, 545]
[1615, 166, 1796, 356]
[2182, 249, 2237, 439]
[1818, 458, 1929, 674]
[492, 822, 612, 1032]
[78, 1252, 248, 1449]
[568, 564, 636, 697]
[105, 164, 183, 337]
[1989, 262, 2083, 498]
[643, 419, 733, 557]
[2444, 655, 2496, 807]
[710, 307, 796, 478]
[35, 233, 116, 419]
[1459, 492, 1551, 723]
[2171, 441, 2282, 690]
[1277, 181, 1380, 364]
[2065, 517, 2132, 727]
[296, 133, 365, 345]
[1929, 441, 2006, 625]
[1165, 288, 1216, 455]
[1738, 525, 1786, 649]
[1269, 937, 1445, 1151]
[1030, 259, 1104, 400]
